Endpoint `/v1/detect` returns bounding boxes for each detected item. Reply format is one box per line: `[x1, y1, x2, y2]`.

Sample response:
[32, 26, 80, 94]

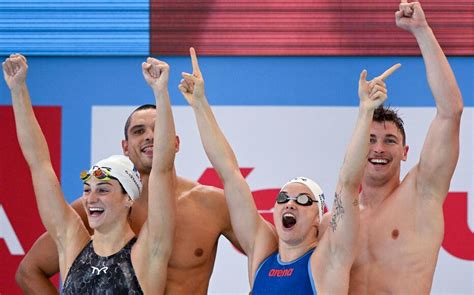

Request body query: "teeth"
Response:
[141, 146, 153, 152]
[370, 159, 388, 164]
[283, 213, 295, 218]
[89, 208, 104, 212]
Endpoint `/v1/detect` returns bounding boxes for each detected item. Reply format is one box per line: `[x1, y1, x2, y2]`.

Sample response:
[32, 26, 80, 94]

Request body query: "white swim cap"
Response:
[282, 176, 326, 222]
[84, 155, 142, 200]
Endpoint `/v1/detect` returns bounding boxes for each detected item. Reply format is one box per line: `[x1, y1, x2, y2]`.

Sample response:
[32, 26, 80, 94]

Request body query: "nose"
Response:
[144, 128, 154, 142]
[371, 140, 385, 154]
[285, 200, 296, 210]
[86, 191, 98, 203]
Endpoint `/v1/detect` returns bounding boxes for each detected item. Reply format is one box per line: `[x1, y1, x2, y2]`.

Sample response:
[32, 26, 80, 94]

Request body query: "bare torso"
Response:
[349, 170, 445, 295]
[165, 184, 232, 294]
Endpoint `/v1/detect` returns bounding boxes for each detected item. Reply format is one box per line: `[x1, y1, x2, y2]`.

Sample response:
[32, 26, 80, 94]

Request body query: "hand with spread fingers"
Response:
[142, 57, 170, 92]
[2, 54, 28, 91]
[178, 47, 205, 106]
[395, 0, 428, 32]
[358, 63, 401, 110]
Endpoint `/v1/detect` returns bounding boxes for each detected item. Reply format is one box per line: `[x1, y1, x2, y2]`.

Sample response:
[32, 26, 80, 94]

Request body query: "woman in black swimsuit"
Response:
[3, 54, 176, 294]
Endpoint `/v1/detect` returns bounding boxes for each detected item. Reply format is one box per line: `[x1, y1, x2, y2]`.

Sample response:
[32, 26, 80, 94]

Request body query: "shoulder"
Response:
[190, 183, 224, 197]
[177, 176, 225, 200]
[178, 180, 232, 229]
[186, 183, 227, 208]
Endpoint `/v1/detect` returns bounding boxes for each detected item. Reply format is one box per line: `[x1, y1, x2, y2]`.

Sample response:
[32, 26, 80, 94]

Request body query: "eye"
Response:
[97, 187, 110, 194]
[276, 192, 289, 203]
[369, 137, 376, 144]
[83, 187, 91, 194]
[385, 138, 397, 144]
[134, 128, 144, 135]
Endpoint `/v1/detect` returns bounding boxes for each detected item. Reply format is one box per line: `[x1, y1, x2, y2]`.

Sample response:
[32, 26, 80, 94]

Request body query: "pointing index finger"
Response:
[190, 47, 201, 75]
[377, 63, 401, 81]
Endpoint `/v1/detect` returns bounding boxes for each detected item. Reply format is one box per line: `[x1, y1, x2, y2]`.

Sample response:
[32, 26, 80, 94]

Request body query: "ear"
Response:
[175, 135, 180, 153]
[122, 139, 129, 156]
[125, 197, 134, 209]
[312, 211, 320, 228]
[317, 212, 330, 241]
[402, 144, 409, 161]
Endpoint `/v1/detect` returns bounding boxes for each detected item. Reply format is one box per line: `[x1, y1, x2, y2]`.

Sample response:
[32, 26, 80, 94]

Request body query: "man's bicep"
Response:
[222, 220, 245, 254]
[417, 116, 461, 198]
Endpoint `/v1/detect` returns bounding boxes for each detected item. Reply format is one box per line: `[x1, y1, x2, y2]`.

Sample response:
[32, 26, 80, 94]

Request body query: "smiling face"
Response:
[365, 121, 409, 186]
[273, 182, 320, 246]
[122, 108, 156, 175]
[82, 177, 132, 231]
[121, 108, 180, 176]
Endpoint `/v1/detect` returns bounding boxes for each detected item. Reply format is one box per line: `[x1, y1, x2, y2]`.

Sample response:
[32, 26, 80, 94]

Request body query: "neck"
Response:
[360, 174, 401, 209]
[278, 237, 317, 262]
[93, 219, 135, 256]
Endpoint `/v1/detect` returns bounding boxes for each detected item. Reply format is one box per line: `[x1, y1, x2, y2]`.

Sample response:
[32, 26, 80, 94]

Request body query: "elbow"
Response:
[453, 97, 464, 118]
[441, 92, 464, 120]
[450, 91, 464, 118]
[152, 164, 174, 174]
[15, 261, 28, 289]
[219, 168, 243, 187]
[15, 258, 42, 292]
[151, 232, 174, 259]
[152, 157, 175, 174]
[338, 171, 363, 191]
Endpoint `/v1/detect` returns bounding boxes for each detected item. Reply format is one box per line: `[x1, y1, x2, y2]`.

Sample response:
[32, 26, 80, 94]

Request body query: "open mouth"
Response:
[141, 145, 154, 156]
[369, 158, 389, 165]
[282, 213, 297, 229]
[89, 207, 105, 217]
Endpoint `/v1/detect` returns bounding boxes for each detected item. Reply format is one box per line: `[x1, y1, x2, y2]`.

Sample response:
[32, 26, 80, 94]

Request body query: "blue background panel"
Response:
[0, 0, 149, 56]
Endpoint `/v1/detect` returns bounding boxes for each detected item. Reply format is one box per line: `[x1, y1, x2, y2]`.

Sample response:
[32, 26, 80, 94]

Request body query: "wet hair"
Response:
[373, 106, 406, 145]
[123, 104, 157, 140]
[118, 181, 127, 195]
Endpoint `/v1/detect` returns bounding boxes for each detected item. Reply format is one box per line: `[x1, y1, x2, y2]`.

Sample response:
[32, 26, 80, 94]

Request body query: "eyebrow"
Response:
[129, 124, 145, 132]
[385, 134, 399, 140]
[370, 133, 399, 139]
[83, 182, 113, 187]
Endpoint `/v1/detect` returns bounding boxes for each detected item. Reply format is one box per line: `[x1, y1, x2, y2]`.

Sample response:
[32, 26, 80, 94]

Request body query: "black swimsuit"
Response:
[62, 238, 143, 295]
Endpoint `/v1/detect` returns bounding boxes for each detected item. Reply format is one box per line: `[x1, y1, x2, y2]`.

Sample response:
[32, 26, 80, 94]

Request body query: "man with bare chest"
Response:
[15, 68, 240, 294]
[349, 1, 464, 294]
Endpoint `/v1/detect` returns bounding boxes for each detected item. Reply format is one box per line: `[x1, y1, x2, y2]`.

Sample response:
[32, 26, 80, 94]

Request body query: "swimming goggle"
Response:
[80, 166, 116, 182]
[276, 192, 318, 206]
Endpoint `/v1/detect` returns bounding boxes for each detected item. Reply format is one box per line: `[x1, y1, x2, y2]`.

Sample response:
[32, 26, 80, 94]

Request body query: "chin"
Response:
[88, 222, 99, 231]
[87, 217, 103, 231]
[140, 158, 153, 169]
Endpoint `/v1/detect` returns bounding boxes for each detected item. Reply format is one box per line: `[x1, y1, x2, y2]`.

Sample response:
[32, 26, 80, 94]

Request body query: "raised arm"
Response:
[133, 57, 176, 294]
[2, 55, 88, 264]
[322, 65, 400, 265]
[396, 0, 463, 202]
[179, 48, 277, 265]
